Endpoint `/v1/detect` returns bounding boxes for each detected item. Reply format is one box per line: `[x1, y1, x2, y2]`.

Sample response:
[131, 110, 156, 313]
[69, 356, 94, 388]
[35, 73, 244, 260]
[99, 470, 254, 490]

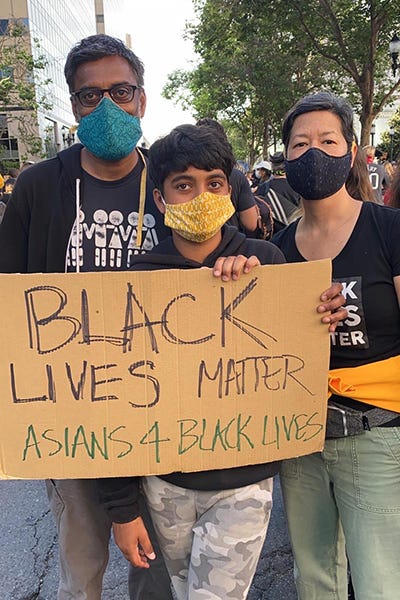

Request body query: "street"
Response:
[0, 476, 296, 599]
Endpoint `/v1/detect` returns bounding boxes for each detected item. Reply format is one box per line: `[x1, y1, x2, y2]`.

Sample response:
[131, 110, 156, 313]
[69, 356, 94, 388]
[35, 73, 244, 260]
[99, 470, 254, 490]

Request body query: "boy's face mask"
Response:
[163, 191, 235, 242]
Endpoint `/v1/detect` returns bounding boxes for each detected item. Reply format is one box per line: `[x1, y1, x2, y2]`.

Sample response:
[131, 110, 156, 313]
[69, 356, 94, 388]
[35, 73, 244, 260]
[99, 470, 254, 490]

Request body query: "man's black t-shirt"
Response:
[66, 159, 169, 272]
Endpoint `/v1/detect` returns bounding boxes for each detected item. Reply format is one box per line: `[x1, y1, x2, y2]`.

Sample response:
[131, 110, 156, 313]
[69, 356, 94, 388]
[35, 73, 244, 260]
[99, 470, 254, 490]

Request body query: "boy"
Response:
[97, 124, 345, 599]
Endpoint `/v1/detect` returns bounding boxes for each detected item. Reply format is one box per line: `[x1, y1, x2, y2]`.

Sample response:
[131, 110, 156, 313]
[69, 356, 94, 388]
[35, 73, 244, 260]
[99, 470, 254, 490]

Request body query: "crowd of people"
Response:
[0, 32, 399, 600]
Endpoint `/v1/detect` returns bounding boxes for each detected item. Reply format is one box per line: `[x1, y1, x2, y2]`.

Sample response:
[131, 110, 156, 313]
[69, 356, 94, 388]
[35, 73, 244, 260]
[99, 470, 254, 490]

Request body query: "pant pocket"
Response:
[280, 457, 300, 479]
[352, 428, 400, 513]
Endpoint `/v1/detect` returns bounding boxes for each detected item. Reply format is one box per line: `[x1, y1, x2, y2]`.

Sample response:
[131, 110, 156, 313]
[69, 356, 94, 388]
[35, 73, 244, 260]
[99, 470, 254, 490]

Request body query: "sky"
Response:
[124, 1, 198, 144]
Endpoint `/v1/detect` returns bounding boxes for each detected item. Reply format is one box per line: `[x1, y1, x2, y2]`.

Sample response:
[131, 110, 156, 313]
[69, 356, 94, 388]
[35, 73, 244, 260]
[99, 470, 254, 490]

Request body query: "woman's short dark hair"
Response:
[282, 91, 374, 201]
[282, 91, 355, 150]
[64, 34, 144, 91]
[148, 124, 235, 191]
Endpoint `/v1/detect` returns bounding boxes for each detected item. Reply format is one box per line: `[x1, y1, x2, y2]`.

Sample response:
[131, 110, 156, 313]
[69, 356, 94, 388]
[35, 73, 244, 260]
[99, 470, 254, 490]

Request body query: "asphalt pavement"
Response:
[0, 477, 296, 599]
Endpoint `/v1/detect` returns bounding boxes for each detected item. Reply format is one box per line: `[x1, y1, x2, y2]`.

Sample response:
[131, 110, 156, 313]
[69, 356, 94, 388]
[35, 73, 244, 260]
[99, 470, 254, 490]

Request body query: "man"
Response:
[259, 151, 300, 227]
[253, 159, 272, 197]
[364, 145, 390, 204]
[269, 151, 300, 207]
[0, 34, 172, 600]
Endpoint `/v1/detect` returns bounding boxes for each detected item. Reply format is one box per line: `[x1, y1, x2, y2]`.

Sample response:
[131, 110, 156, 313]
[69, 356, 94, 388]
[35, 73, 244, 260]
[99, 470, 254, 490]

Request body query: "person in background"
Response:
[0, 33, 172, 600]
[273, 91, 400, 600]
[364, 144, 390, 203]
[269, 151, 300, 207]
[253, 160, 272, 197]
[0, 171, 5, 223]
[1, 177, 17, 204]
[196, 118, 259, 235]
[20, 160, 35, 172]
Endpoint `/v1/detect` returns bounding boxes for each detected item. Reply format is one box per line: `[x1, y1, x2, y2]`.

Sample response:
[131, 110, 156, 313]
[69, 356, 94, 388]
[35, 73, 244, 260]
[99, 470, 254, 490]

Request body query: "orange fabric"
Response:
[328, 355, 400, 413]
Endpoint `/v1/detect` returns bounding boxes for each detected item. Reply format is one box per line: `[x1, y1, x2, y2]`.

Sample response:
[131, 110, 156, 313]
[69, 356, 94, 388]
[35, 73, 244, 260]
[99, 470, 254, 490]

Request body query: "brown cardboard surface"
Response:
[0, 260, 331, 479]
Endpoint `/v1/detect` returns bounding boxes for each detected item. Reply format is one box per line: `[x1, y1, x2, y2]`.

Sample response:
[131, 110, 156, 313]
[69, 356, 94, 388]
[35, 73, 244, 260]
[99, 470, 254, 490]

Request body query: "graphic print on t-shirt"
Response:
[330, 276, 369, 349]
[66, 208, 159, 271]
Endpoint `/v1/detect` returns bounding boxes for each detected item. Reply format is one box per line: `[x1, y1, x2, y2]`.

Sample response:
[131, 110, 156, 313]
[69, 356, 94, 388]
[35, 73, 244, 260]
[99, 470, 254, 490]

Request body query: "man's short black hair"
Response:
[148, 124, 235, 191]
[64, 33, 144, 91]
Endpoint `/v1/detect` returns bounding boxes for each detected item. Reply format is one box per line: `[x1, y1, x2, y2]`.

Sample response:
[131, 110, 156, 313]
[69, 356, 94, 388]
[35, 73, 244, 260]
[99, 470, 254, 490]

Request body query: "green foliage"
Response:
[0, 19, 52, 160]
[163, 0, 400, 159]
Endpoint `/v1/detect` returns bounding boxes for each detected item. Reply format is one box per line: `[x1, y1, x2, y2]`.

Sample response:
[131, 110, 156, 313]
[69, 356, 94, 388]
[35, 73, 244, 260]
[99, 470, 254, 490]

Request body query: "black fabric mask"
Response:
[284, 147, 352, 200]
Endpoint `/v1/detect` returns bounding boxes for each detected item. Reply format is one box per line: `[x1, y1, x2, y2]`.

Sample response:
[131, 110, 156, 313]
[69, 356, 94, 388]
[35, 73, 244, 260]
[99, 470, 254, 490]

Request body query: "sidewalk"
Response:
[0, 477, 295, 599]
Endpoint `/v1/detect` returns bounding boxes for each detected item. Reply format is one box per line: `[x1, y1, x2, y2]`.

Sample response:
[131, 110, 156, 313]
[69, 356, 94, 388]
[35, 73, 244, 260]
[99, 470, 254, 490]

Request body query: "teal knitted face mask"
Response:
[77, 97, 142, 161]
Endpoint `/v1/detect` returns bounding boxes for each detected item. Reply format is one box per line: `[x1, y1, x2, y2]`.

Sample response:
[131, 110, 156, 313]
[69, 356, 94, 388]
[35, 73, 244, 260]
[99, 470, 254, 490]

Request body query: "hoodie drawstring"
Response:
[75, 178, 81, 273]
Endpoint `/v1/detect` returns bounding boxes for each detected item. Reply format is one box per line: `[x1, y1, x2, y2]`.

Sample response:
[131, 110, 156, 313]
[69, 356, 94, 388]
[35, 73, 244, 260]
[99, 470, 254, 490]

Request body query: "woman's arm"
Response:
[394, 275, 400, 308]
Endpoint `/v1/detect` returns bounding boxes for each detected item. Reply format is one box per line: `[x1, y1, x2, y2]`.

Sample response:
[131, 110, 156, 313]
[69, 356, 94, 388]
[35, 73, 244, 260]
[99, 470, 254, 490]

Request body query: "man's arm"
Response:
[238, 205, 259, 232]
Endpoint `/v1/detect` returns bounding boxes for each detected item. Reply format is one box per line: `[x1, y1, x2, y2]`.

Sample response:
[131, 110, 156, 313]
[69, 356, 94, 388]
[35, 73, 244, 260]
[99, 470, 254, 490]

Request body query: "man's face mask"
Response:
[284, 147, 352, 200]
[77, 97, 142, 161]
[163, 191, 235, 242]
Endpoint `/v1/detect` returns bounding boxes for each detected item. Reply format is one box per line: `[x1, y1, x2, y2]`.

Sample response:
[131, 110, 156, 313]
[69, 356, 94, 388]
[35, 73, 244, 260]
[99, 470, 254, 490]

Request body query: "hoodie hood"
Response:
[129, 226, 249, 271]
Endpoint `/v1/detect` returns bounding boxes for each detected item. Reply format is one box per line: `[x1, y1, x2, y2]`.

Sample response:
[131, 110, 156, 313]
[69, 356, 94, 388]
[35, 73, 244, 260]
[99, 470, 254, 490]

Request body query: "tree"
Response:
[282, 0, 400, 145]
[164, 0, 336, 163]
[0, 19, 52, 162]
[163, 0, 400, 157]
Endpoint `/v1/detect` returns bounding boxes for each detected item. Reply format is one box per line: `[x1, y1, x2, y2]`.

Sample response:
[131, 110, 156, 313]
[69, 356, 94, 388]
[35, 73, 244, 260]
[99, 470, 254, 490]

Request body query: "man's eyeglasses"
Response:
[71, 84, 139, 107]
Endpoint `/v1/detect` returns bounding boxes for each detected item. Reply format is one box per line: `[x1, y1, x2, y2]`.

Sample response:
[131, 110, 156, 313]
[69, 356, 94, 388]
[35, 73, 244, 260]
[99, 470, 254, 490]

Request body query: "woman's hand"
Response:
[317, 282, 347, 332]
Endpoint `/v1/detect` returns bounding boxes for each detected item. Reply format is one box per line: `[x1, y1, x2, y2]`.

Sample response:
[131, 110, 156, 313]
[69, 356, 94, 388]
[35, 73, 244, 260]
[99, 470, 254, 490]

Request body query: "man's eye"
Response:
[114, 86, 130, 98]
[83, 90, 99, 102]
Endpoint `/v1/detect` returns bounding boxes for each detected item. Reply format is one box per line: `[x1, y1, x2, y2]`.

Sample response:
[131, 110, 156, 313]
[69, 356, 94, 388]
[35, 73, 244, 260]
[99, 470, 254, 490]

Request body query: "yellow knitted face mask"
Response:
[163, 191, 235, 242]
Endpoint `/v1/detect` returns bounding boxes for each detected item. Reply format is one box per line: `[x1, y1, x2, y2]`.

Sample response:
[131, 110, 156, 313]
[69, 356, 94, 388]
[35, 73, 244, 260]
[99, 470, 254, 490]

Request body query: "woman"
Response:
[273, 91, 400, 599]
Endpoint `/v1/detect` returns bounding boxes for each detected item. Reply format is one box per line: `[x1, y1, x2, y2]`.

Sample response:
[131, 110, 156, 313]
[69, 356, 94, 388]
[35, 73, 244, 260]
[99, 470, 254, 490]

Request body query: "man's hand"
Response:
[212, 255, 260, 281]
[112, 517, 155, 568]
[317, 282, 347, 332]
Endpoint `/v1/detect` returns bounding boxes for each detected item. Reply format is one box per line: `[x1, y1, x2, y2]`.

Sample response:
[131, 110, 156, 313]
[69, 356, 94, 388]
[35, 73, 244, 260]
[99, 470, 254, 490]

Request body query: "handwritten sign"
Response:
[0, 260, 331, 479]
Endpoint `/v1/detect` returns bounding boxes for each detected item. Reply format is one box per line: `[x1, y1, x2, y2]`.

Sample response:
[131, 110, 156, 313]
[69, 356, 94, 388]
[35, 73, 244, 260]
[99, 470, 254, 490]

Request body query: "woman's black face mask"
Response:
[284, 147, 352, 201]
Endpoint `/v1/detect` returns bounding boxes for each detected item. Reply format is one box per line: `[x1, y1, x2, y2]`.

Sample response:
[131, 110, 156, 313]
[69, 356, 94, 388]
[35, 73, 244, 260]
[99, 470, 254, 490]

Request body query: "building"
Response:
[0, 0, 131, 167]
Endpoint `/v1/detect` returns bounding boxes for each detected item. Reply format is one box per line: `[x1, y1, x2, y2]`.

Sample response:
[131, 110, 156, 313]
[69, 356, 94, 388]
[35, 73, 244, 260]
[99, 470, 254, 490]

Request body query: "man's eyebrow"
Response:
[76, 81, 133, 91]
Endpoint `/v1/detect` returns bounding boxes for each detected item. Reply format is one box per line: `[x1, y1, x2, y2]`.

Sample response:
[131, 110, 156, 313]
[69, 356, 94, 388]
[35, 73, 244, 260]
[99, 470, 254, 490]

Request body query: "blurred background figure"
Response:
[252, 159, 272, 197]
[2, 177, 17, 205]
[364, 145, 390, 203]
[269, 151, 300, 207]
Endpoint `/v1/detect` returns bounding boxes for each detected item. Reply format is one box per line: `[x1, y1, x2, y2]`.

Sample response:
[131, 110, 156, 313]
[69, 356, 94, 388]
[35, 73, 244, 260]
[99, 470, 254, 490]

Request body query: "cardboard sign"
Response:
[0, 260, 331, 479]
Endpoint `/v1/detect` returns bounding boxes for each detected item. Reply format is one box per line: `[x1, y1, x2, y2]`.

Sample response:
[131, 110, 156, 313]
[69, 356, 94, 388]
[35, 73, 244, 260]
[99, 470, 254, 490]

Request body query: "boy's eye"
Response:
[176, 183, 191, 190]
[209, 181, 223, 190]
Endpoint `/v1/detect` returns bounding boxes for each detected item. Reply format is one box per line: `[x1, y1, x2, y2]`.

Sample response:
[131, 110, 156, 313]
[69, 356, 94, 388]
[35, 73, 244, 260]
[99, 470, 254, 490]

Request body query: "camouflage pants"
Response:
[142, 476, 273, 599]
